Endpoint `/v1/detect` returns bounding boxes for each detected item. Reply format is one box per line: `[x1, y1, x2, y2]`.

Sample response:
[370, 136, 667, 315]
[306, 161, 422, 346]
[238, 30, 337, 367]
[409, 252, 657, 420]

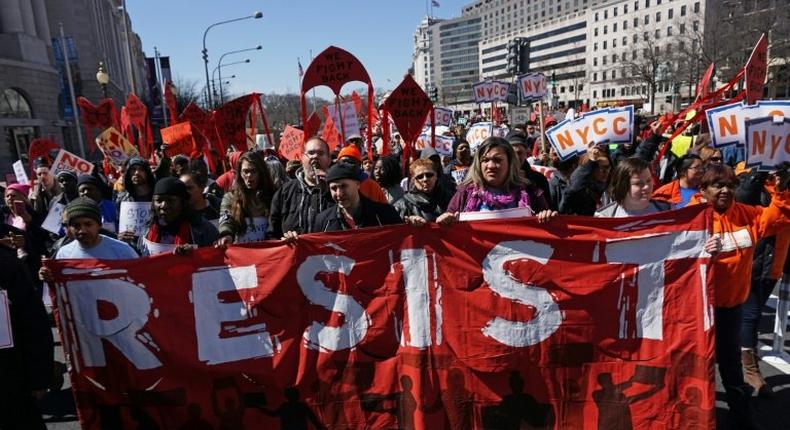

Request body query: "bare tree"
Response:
[171, 74, 206, 113]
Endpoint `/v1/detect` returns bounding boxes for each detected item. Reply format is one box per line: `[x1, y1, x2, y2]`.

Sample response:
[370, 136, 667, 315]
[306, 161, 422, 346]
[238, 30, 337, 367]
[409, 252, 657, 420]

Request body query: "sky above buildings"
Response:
[127, 0, 470, 99]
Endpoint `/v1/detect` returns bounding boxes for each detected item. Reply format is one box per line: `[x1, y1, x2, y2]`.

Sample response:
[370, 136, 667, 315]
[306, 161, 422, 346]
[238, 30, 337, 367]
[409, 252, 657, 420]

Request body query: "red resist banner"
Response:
[48, 207, 715, 430]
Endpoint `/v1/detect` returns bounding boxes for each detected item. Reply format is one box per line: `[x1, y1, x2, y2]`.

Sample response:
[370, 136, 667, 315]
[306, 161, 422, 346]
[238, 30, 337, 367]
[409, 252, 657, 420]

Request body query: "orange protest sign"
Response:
[161, 122, 200, 158]
[279, 126, 304, 161]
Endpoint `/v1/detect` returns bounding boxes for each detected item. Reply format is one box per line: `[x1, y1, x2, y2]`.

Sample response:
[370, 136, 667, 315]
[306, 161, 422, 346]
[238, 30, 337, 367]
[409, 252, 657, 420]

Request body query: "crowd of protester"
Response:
[1, 111, 788, 429]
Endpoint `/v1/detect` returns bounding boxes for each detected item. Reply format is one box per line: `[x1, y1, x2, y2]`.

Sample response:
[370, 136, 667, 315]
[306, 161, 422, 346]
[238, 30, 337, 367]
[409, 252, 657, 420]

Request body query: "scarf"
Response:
[464, 184, 531, 212]
[146, 219, 193, 245]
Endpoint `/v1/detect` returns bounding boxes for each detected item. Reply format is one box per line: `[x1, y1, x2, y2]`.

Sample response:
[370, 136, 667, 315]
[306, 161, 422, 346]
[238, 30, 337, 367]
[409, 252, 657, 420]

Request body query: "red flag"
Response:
[744, 33, 768, 104]
[695, 63, 715, 102]
[164, 81, 177, 125]
[76, 97, 118, 153]
[161, 122, 205, 158]
[27, 138, 60, 171]
[213, 93, 258, 153]
[320, 106, 341, 151]
[305, 111, 321, 138]
[123, 94, 154, 158]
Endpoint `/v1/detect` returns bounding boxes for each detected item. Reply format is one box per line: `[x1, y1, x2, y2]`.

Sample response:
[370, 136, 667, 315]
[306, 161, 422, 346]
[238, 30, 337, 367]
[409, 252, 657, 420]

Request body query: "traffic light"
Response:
[518, 39, 530, 74]
[506, 39, 519, 75]
[429, 86, 438, 102]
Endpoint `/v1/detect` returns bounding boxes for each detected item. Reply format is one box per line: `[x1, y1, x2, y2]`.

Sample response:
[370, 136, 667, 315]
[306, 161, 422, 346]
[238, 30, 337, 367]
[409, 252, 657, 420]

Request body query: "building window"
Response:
[612, 54, 617, 63]
[694, 2, 700, 13]
[614, 23, 618, 32]
[624, 4, 628, 13]
[668, 8, 673, 19]
[693, 20, 699, 31]
[594, 28, 599, 36]
[604, 10, 608, 19]
[594, 57, 598, 66]
[633, 34, 638, 43]
[632, 50, 637, 60]
[634, 17, 639, 27]
[594, 73, 598, 81]
[680, 23, 686, 34]
[655, 29, 661, 38]
[645, 0, 650, 7]
[656, 12, 661, 22]
[644, 15, 649, 25]
[622, 52, 627, 61]
[667, 26, 673, 36]
[634, 1, 639, 11]
[612, 70, 617, 79]
[603, 71, 607, 80]
[603, 41, 607, 49]
[595, 12, 599, 21]
[643, 32, 649, 41]
[604, 25, 608, 35]
[593, 90, 597, 98]
[624, 20, 628, 30]
[603, 56, 607, 65]
[594, 42, 598, 51]
[0, 88, 33, 119]
[657, 0, 661, 4]
[681, 5, 686, 16]
[613, 38, 617, 48]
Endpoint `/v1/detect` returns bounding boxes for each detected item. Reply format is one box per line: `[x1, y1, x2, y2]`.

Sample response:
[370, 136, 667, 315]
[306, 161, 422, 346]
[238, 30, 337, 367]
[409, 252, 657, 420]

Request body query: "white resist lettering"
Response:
[297, 255, 370, 352]
[481, 240, 562, 347]
[193, 266, 274, 365]
[68, 279, 161, 369]
[401, 249, 431, 349]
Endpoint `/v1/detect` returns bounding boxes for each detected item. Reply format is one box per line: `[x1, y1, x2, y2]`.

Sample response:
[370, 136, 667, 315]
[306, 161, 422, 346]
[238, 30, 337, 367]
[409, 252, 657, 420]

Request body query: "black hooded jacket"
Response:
[115, 158, 156, 210]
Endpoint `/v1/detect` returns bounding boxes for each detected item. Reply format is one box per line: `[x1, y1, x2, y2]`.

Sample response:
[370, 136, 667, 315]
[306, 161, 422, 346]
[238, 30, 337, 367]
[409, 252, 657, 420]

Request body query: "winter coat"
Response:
[548, 172, 570, 212]
[559, 161, 612, 216]
[393, 190, 449, 222]
[136, 215, 219, 256]
[311, 196, 402, 232]
[268, 168, 333, 239]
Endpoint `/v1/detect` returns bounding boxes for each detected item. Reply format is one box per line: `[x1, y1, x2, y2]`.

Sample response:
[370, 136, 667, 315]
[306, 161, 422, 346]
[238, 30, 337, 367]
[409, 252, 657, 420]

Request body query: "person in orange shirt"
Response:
[336, 145, 388, 204]
[653, 154, 703, 208]
[692, 163, 789, 430]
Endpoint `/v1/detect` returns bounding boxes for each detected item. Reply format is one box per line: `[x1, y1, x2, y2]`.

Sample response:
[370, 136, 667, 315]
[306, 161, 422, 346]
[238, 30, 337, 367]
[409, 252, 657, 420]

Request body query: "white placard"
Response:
[237, 217, 268, 244]
[119, 201, 153, 236]
[472, 81, 511, 103]
[465, 122, 494, 152]
[51, 149, 94, 176]
[0, 290, 13, 349]
[326, 101, 360, 140]
[706, 100, 790, 147]
[546, 105, 634, 161]
[459, 207, 534, 221]
[41, 202, 65, 234]
[744, 116, 790, 171]
[517, 72, 548, 101]
[425, 107, 454, 127]
[12, 160, 29, 185]
[143, 238, 178, 255]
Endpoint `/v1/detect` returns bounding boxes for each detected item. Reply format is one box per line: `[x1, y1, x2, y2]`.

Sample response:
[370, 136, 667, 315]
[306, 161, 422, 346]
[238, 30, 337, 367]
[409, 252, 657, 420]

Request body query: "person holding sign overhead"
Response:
[559, 144, 613, 216]
[436, 137, 554, 224]
[217, 152, 276, 246]
[137, 178, 219, 256]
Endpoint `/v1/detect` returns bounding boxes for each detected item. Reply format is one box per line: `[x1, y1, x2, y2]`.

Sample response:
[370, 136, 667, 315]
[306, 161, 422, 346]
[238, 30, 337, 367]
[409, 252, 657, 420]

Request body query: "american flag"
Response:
[432, 0, 440, 7]
[298, 59, 304, 78]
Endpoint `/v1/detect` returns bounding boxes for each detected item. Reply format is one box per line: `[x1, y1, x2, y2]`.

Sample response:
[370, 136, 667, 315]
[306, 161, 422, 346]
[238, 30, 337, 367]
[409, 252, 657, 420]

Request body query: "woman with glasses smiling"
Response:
[394, 159, 452, 226]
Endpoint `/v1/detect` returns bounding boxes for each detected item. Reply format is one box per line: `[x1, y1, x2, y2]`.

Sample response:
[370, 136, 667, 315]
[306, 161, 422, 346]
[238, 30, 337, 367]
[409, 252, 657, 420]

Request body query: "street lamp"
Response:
[96, 61, 110, 99]
[201, 12, 263, 106]
[217, 45, 261, 105]
[212, 59, 250, 105]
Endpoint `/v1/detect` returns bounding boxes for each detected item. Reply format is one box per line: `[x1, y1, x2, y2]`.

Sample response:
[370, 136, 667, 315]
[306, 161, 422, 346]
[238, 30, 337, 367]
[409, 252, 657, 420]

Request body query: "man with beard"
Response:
[116, 157, 156, 243]
[271, 137, 334, 239]
[29, 157, 60, 216]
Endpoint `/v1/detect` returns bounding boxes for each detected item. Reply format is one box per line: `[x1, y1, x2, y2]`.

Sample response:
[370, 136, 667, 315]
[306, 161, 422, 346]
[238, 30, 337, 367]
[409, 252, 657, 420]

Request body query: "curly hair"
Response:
[229, 152, 276, 232]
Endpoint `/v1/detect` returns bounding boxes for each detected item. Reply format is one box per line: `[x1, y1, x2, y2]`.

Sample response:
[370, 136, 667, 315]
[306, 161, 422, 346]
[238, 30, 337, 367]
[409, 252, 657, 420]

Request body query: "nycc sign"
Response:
[706, 100, 790, 147]
[546, 106, 634, 160]
[517, 72, 548, 101]
[472, 80, 512, 103]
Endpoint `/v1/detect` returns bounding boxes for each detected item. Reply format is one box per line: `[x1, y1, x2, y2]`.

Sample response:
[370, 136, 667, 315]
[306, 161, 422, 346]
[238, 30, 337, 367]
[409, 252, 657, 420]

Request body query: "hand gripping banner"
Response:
[300, 46, 374, 157]
[47, 206, 715, 429]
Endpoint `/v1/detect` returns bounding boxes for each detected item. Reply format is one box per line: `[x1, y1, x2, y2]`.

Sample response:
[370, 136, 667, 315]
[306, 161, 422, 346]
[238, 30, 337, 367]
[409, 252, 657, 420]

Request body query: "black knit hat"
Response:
[33, 156, 50, 169]
[153, 177, 189, 200]
[66, 197, 102, 225]
[325, 162, 361, 183]
[505, 130, 529, 148]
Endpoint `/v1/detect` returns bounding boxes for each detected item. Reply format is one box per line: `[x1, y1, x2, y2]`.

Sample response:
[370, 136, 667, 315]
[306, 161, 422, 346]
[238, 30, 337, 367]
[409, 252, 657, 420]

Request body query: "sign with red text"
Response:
[546, 105, 634, 161]
[517, 72, 548, 101]
[744, 116, 790, 171]
[325, 101, 360, 140]
[278, 125, 304, 161]
[465, 121, 494, 151]
[51, 149, 94, 176]
[745, 34, 768, 105]
[97, 127, 138, 165]
[425, 107, 454, 127]
[706, 100, 790, 147]
[47, 207, 715, 430]
[472, 80, 512, 103]
[416, 132, 454, 156]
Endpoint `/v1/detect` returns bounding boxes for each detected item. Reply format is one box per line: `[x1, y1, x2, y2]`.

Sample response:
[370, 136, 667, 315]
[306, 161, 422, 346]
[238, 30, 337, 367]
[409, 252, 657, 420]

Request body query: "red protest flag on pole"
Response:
[76, 97, 118, 154]
[744, 33, 768, 104]
[123, 94, 154, 159]
[695, 63, 715, 102]
[213, 93, 257, 153]
[28, 138, 60, 172]
[305, 111, 322, 138]
[161, 122, 205, 158]
[164, 80, 177, 125]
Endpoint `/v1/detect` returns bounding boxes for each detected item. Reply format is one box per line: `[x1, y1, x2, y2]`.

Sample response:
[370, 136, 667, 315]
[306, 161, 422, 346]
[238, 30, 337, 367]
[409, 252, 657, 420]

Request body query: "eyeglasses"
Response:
[708, 157, 723, 162]
[414, 172, 436, 180]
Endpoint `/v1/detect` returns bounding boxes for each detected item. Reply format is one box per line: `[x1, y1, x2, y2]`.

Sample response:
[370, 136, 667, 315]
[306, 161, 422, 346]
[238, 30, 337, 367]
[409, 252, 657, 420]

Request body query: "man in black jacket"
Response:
[311, 162, 402, 233]
[0, 224, 54, 429]
[270, 137, 334, 239]
[506, 130, 553, 208]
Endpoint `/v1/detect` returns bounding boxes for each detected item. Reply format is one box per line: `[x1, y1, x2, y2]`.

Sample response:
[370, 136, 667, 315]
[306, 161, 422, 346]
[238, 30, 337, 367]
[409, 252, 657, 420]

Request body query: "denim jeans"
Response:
[716, 305, 745, 389]
[741, 278, 777, 349]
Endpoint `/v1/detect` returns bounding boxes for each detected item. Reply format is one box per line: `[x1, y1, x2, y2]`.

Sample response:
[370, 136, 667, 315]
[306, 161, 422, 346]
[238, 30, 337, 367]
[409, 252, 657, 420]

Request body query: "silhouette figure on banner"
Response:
[421, 368, 473, 430]
[481, 371, 554, 429]
[211, 377, 245, 430]
[674, 386, 709, 430]
[592, 367, 665, 430]
[360, 375, 418, 429]
[248, 387, 326, 430]
[179, 403, 214, 430]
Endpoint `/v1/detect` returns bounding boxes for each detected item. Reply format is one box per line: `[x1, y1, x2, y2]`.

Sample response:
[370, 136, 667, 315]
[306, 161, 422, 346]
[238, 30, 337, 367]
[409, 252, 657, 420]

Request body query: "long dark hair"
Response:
[375, 155, 403, 188]
[229, 152, 275, 231]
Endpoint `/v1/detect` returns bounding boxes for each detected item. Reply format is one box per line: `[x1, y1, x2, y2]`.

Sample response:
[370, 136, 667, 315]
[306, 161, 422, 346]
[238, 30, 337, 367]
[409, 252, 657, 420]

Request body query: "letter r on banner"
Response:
[68, 279, 162, 369]
[481, 240, 562, 347]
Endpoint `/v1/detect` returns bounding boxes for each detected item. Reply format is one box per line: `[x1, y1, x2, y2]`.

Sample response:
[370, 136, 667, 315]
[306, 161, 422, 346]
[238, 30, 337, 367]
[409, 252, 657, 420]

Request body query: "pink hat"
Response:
[5, 183, 31, 196]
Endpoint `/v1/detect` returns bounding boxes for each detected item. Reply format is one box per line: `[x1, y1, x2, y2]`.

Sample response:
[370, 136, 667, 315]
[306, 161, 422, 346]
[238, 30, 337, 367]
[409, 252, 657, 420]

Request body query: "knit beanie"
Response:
[66, 196, 101, 225]
[153, 177, 189, 200]
[326, 162, 361, 183]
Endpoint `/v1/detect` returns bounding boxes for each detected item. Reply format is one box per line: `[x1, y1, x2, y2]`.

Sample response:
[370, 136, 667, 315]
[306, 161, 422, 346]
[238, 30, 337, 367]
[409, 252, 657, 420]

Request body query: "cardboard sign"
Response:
[12, 160, 29, 185]
[326, 101, 360, 140]
[415, 132, 454, 157]
[517, 73, 548, 101]
[745, 34, 768, 105]
[744, 116, 790, 171]
[279, 126, 304, 161]
[546, 106, 634, 161]
[472, 81, 512, 103]
[97, 127, 138, 165]
[41, 202, 66, 235]
[118, 201, 152, 236]
[706, 100, 790, 147]
[425, 107, 453, 127]
[466, 122, 494, 152]
[0, 291, 12, 349]
[51, 149, 94, 176]
[381, 75, 434, 144]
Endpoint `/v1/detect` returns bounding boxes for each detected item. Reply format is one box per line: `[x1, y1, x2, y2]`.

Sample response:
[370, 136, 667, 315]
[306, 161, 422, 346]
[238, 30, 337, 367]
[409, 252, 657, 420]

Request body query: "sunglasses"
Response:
[414, 172, 436, 180]
[708, 157, 723, 162]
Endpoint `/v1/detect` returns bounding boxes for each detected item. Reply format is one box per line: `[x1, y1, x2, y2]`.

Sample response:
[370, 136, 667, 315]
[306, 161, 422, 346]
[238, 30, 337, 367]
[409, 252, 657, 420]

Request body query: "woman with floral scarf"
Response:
[437, 137, 557, 224]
